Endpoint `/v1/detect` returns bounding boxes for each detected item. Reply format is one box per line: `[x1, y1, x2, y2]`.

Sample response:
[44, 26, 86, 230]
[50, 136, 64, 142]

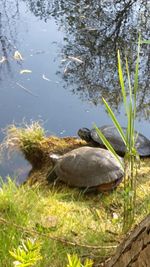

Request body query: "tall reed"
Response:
[95, 36, 141, 232]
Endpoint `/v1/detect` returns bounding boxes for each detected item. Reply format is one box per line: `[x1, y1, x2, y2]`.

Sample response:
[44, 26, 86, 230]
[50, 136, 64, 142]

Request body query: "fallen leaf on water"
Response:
[0, 56, 6, 63]
[42, 74, 51, 81]
[13, 50, 24, 61]
[20, 69, 32, 74]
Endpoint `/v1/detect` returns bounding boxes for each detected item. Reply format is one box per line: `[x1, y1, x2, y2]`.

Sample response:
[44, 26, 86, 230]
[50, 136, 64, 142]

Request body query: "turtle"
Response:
[78, 125, 150, 157]
[48, 146, 124, 192]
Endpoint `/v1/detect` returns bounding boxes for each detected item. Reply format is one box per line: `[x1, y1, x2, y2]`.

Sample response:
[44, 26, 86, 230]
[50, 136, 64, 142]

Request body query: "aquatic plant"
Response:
[95, 36, 141, 232]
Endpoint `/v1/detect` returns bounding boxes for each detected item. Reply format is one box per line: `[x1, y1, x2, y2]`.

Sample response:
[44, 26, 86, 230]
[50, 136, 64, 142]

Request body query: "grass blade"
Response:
[125, 57, 132, 105]
[118, 50, 128, 116]
[133, 35, 141, 118]
[125, 56, 134, 150]
[127, 102, 134, 151]
[140, 39, 150, 44]
[94, 124, 124, 170]
[102, 98, 127, 146]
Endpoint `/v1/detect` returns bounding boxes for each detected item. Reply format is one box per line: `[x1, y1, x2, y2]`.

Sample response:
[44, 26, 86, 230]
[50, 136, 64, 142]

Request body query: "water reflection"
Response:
[0, 150, 31, 183]
[24, 0, 150, 119]
[0, 0, 21, 81]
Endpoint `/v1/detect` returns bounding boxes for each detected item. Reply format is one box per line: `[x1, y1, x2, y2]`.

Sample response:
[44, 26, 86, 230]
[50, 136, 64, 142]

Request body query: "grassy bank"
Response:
[0, 161, 150, 266]
[0, 123, 150, 266]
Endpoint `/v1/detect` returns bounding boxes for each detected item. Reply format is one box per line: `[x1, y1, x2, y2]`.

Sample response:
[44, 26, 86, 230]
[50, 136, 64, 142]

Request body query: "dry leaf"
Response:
[41, 216, 58, 228]
[20, 69, 32, 74]
[13, 50, 24, 61]
[0, 56, 6, 63]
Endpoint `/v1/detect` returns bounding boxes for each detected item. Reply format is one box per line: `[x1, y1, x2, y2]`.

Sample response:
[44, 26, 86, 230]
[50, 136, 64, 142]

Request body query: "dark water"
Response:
[0, 0, 150, 181]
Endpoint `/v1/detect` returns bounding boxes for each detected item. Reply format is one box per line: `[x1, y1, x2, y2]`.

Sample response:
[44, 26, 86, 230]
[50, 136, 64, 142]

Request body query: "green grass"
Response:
[0, 121, 48, 168]
[0, 171, 149, 266]
[0, 121, 45, 157]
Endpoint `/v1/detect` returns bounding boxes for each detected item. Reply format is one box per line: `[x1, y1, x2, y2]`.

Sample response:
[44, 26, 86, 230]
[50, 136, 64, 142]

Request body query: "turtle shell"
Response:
[90, 125, 150, 157]
[54, 146, 123, 189]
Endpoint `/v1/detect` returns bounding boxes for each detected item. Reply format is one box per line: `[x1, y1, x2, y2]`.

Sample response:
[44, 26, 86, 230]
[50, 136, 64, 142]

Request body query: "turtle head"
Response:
[78, 128, 91, 142]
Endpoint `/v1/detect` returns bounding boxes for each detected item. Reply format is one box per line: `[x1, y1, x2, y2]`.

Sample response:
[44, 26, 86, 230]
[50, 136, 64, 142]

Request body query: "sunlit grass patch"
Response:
[0, 169, 149, 266]
[0, 121, 47, 167]
[1, 121, 45, 152]
[0, 178, 43, 266]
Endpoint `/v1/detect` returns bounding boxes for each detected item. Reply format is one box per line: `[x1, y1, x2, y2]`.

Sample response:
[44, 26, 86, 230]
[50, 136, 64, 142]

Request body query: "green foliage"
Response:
[9, 238, 42, 267]
[67, 254, 93, 267]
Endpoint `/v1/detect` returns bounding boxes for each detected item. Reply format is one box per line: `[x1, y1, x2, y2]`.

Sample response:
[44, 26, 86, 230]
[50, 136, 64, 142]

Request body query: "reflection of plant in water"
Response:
[25, 0, 150, 119]
[0, 0, 149, 118]
[23, 0, 52, 21]
[0, 0, 20, 79]
[57, 0, 149, 119]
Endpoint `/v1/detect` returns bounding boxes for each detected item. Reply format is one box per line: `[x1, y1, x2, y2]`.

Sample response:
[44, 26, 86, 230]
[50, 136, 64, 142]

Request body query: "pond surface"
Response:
[0, 0, 150, 181]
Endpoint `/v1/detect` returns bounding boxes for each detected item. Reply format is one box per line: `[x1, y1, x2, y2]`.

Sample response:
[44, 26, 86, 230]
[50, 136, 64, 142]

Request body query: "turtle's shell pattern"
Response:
[91, 125, 150, 156]
[54, 146, 123, 188]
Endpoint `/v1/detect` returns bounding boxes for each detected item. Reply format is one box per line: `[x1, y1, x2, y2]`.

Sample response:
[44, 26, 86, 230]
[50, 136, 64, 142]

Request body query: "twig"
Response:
[16, 82, 38, 97]
[64, 61, 72, 75]
[0, 217, 117, 250]
[68, 56, 83, 64]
